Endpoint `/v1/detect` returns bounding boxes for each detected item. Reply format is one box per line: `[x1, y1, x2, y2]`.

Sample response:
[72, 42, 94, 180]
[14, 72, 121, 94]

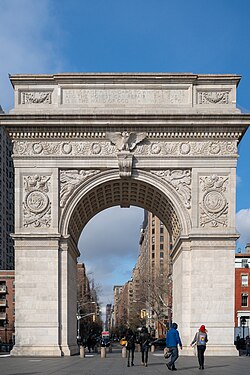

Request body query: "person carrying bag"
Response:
[191, 325, 208, 370]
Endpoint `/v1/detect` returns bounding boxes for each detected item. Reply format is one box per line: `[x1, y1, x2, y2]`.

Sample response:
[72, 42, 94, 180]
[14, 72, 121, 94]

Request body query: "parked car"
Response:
[150, 338, 166, 350]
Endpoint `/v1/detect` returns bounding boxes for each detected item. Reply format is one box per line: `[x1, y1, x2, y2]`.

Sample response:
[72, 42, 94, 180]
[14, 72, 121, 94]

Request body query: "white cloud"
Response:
[78, 206, 144, 305]
[0, 0, 64, 111]
[236, 209, 250, 245]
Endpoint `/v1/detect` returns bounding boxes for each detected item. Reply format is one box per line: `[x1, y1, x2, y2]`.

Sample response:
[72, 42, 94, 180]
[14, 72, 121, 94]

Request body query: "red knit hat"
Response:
[199, 325, 206, 332]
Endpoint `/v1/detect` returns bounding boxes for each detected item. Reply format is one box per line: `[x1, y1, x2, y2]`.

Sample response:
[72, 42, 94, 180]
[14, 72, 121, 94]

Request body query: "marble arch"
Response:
[0, 73, 250, 357]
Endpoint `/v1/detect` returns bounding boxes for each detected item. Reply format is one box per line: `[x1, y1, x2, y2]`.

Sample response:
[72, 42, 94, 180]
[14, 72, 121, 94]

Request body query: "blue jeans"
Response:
[168, 346, 179, 368]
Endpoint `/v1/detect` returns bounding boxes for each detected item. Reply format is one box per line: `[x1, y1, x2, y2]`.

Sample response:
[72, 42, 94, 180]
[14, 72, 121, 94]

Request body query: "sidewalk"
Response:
[0, 351, 250, 375]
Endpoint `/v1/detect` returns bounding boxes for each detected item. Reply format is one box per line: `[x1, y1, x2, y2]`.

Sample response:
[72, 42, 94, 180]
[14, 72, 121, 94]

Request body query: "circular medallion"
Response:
[180, 142, 191, 155]
[91, 143, 101, 154]
[151, 143, 161, 154]
[203, 190, 226, 213]
[226, 141, 236, 153]
[209, 142, 221, 155]
[25, 191, 49, 213]
[62, 143, 72, 154]
[33, 143, 43, 154]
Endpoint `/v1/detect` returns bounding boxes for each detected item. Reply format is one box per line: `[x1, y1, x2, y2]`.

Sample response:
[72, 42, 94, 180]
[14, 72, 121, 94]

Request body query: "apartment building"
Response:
[0, 270, 15, 344]
[235, 244, 250, 338]
[0, 121, 14, 270]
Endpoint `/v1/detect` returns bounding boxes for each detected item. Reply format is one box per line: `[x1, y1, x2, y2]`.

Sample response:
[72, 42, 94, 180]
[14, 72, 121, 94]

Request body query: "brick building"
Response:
[0, 270, 15, 344]
[235, 244, 250, 338]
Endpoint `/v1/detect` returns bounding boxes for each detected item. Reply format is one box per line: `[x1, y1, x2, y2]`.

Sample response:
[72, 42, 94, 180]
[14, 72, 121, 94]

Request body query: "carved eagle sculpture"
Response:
[106, 131, 147, 151]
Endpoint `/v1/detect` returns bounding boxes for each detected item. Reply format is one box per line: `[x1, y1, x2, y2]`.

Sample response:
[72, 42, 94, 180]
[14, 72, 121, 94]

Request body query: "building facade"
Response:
[0, 270, 15, 344]
[0, 120, 14, 270]
[235, 245, 250, 338]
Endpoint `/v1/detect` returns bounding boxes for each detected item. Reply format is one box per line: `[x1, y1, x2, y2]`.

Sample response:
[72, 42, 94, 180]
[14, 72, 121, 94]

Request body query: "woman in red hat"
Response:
[190, 325, 208, 370]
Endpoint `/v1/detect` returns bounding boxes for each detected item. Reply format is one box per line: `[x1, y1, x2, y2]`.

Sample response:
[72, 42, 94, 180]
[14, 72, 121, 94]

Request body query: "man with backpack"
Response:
[191, 325, 208, 370]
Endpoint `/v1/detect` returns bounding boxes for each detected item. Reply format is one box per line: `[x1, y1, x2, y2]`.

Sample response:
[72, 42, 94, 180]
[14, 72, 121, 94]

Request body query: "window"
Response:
[160, 227, 164, 234]
[152, 228, 155, 235]
[160, 252, 164, 258]
[160, 243, 164, 250]
[152, 236, 155, 244]
[160, 236, 164, 243]
[152, 245, 155, 252]
[242, 275, 248, 286]
[152, 253, 155, 259]
[241, 293, 248, 307]
[242, 259, 249, 268]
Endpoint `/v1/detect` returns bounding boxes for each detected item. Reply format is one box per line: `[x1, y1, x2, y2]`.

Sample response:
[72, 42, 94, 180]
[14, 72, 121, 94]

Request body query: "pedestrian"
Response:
[166, 322, 182, 371]
[125, 328, 136, 367]
[245, 336, 250, 356]
[190, 325, 208, 370]
[139, 326, 151, 367]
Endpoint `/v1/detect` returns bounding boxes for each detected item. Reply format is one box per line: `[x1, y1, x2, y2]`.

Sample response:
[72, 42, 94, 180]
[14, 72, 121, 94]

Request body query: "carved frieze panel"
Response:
[21, 91, 52, 104]
[23, 175, 51, 228]
[13, 140, 237, 157]
[199, 175, 229, 228]
[60, 170, 101, 207]
[151, 169, 191, 209]
[197, 91, 230, 105]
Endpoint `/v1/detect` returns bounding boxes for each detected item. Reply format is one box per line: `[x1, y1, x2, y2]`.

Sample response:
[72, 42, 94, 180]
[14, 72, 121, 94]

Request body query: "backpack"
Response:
[197, 332, 206, 346]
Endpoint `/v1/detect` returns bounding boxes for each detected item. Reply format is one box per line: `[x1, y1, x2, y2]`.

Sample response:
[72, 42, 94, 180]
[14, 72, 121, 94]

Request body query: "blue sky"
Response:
[1, 0, 250, 304]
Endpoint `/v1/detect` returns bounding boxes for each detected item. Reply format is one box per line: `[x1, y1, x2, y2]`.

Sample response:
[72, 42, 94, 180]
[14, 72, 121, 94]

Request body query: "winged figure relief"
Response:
[106, 131, 147, 151]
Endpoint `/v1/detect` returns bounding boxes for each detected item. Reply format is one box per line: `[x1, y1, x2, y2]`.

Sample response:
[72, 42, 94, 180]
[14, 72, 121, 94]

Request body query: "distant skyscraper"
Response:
[0, 108, 14, 270]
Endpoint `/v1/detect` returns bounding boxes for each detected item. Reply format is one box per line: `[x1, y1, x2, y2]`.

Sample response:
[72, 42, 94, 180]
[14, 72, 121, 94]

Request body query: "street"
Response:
[0, 350, 250, 375]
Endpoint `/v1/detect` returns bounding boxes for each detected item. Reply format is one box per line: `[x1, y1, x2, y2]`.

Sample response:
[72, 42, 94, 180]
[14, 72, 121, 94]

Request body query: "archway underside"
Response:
[68, 179, 181, 245]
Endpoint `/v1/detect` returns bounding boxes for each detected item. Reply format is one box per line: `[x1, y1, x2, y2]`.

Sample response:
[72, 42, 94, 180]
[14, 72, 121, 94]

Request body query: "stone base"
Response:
[181, 345, 238, 356]
[11, 344, 79, 357]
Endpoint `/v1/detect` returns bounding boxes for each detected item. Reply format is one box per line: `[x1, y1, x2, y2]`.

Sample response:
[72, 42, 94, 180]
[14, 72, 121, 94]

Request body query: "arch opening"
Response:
[64, 177, 186, 247]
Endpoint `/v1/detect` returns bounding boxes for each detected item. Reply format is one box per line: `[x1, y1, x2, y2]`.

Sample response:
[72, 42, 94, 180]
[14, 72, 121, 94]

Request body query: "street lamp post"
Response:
[76, 301, 96, 342]
[241, 317, 247, 340]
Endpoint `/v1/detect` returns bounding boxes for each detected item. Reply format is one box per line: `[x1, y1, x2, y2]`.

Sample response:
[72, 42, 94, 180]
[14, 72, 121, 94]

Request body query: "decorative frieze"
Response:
[199, 175, 229, 228]
[151, 169, 191, 209]
[23, 175, 51, 228]
[13, 139, 237, 157]
[197, 91, 230, 105]
[21, 91, 52, 104]
[60, 170, 101, 207]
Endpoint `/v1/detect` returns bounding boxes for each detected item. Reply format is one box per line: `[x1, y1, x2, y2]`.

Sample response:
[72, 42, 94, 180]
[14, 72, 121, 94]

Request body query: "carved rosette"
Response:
[151, 169, 191, 209]
[23, 175, 51, 228]
[60, 170, 101, 207]
[199, 175, 229, 228]
[12, 140, 238, 157]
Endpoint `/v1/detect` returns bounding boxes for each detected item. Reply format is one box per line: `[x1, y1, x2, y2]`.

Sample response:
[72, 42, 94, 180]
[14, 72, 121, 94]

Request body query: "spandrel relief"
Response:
[60, 170, 101, 207]
[151, 169, 191, 209]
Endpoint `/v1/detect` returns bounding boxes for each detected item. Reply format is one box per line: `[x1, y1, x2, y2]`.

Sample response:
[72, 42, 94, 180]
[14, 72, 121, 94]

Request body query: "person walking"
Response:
[166, 322, 182, 371]
[191, 325, 208, 370]
[245, 335, 250, 356]
[139, 326, 151, 367]
[125, 328, 136, 367]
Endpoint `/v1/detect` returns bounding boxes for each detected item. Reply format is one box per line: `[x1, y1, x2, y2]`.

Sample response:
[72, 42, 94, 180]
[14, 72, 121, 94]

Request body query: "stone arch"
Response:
[59, 170, 191, 246]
